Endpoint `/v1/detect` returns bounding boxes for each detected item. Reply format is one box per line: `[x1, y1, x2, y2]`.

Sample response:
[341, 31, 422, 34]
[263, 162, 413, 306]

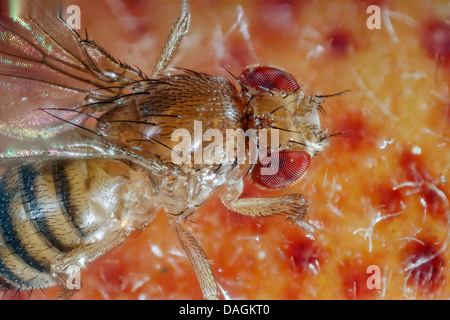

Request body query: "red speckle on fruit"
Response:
[399, 150, 449, 221]
[420, 186, 449, 220]
[339, 258, 379, 300]
[378, 184, 405, 214]
[423, 20, 450, 68]
[334, 111, 373, 151]
[399, 150, 431, 183]
[286, 237, 322, 274]
[327, 29, 352, 56]
[402, 239, 446, 295]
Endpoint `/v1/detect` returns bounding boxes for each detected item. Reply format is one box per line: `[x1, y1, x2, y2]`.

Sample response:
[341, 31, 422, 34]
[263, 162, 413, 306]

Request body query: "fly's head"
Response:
[238, 65, 330, 190]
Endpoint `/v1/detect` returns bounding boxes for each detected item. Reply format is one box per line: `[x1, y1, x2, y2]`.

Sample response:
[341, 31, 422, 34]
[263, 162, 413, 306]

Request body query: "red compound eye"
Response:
[252, 151, 311, 189]
[239, 66, 300, 92]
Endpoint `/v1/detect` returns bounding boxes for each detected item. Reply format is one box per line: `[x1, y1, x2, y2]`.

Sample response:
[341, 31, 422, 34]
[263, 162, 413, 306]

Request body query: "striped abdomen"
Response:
[0, 161, 95, 291]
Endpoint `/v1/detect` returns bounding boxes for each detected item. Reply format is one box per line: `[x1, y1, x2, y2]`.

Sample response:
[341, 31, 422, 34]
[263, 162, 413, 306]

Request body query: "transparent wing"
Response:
[0, 9, 146, 141]
[0, 1, 191, 175]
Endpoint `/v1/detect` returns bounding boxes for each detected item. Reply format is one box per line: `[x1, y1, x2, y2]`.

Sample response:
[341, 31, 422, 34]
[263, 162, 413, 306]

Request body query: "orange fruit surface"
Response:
[2, 0, 449, 300]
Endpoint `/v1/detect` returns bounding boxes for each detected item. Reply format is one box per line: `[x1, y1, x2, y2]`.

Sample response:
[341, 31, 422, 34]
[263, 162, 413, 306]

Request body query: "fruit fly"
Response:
[0, 0, 332, 299]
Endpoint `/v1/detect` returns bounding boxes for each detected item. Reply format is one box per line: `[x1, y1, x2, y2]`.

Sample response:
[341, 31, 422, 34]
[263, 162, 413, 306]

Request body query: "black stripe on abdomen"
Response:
[51, 162, 86, 238]
[0, 179, 29, 288]
[0, 168, 48, 274]
[20, 164, 75, 253]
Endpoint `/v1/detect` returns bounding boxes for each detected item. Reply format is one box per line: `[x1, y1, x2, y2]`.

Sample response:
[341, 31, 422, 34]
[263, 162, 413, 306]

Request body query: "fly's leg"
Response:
[151, 0, 190, 78]
[222, 194, 315, 236]
[169, 217, 220, 300]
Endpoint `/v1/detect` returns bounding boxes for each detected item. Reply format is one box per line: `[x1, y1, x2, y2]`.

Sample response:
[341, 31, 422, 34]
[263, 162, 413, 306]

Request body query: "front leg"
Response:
[221, 194, 315, 236]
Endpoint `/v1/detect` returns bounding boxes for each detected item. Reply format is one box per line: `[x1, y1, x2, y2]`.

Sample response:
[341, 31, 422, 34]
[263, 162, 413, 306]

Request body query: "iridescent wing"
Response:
[0, 1, 190, 172]
[0, 10, 146, 141]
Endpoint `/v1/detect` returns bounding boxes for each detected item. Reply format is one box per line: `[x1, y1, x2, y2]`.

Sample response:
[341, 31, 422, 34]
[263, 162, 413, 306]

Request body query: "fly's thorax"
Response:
[94, 70, 244, 168]
[95, 103, 143, 149]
